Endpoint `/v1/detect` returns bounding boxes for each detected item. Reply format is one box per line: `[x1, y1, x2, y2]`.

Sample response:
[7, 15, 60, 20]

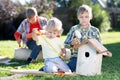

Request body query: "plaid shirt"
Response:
[16, 16, 47, 43]
[64, 24, 101, 57]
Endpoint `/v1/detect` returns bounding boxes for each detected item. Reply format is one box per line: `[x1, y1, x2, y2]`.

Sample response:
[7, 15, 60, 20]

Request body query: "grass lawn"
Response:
[0, 32, 120, 80]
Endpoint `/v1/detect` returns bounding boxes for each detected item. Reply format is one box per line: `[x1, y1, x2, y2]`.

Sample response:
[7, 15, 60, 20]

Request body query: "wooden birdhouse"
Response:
[76, 39, 111, 76]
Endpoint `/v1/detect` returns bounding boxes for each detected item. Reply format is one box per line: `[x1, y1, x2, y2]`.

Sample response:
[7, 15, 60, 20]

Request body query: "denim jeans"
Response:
[26, 39, 42, 59]
[43, 57, 71, 73]
[67, 57, 77, 72]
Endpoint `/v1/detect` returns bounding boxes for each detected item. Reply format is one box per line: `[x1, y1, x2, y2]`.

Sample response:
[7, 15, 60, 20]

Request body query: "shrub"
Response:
[91, 4, 111, 32]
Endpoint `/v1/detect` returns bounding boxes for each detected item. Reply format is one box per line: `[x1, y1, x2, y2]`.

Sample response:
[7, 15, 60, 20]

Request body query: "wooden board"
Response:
[78, 39, 108, 53]
[87, 39, 108, 53]
[0, 70, 76, 80]
[0, 56, 8, 61]
[10, 70, 76, 76]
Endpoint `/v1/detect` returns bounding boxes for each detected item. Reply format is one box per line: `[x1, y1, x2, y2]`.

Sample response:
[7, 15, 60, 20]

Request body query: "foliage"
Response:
[69, 0, 91, 8]
[23, 0, 55, 19]
[91, 3, 111, 32]
[0, 0, 21, 24]
[0, 0, 55, 40]
[0, 0, 26, 40]
[68, 0, 111, 32]
[107, 0, 120, 7]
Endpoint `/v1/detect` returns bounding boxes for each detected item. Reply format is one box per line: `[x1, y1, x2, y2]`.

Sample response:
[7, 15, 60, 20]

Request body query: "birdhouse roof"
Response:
[78, 39, 108, 53]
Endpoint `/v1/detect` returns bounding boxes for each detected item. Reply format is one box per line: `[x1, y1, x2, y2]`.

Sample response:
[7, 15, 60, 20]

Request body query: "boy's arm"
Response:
[32, 28, 46, 45]
[95, 28, 102, 43]
[60, 48, 66, 60]
[14, 19, 27, 47]
[32, 28, 40, 41]
[64, 27, 75, 48]
[14, 32, 22, 47]
[26, 29, 46, 39]
[14, 21, 26, 47]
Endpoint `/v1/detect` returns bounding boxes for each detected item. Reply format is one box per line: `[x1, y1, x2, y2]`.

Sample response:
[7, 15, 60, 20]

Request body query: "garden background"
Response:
[0, 0, 120, 80]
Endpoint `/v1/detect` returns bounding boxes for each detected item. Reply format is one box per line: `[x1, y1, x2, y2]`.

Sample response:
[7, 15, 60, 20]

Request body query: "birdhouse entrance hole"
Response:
[85, 52, 89, 57]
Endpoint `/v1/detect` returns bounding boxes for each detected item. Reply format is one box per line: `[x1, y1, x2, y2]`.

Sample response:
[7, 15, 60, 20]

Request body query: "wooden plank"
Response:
[87, 39, 108, 53]
[0, 70, 76, 80]
[10, 70, 76, 76]
[77, 39, 108, 53]
[0, 74, 25, 80]
[0, 56, 8, 61]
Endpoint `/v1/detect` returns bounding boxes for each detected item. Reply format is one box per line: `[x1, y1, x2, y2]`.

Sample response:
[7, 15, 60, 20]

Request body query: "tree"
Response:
[107, 0, 120, 8]
[91, 3, 111, 32]
[0, 0, 18, 24]
[0, 0, 56, 40]
[23, 0, 55, 19]
[0, 0, 23, 39]
[68, 0, 111, 32]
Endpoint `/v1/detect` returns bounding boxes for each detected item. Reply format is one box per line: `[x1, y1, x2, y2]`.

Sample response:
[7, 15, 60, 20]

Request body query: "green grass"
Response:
[0, 32, 120, 80]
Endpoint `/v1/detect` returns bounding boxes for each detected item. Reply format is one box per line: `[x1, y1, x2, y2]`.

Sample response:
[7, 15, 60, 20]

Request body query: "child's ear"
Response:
[77, 16, 79, 20]
[77, 16, 80, 21]
[89, 14, 93, 20]
[90, 15, 93, 20]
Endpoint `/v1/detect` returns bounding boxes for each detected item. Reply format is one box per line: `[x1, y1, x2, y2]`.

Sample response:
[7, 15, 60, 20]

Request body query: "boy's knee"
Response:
[44, 66, 58, 73]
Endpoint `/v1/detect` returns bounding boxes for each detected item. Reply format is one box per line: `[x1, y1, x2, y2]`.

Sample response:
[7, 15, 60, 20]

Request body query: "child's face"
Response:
[27, 16, 37, 24]
[77, 11, 91, 28]
[46, 30, 58, 38]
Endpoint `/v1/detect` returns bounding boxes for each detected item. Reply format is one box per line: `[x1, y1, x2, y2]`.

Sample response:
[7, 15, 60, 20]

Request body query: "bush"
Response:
[91, 4, 111, 32]
[68, 0, 111, 32]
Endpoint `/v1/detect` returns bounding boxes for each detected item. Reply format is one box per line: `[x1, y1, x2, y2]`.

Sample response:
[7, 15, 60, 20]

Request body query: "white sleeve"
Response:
[58, 38, 64, 48]
[36, 36, 44, 45]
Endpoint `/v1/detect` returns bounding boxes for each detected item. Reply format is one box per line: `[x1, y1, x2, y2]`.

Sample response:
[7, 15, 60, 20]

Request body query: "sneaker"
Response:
[14, 64, 27, 69]
[25, 57, 32, 65]
[39, 67, 44, 71]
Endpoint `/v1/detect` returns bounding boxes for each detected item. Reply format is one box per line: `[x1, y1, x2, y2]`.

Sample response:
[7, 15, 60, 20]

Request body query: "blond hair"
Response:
[45, 17, 63, 37]
[26, 7, 38, 19]
[77, 4, 92, 19]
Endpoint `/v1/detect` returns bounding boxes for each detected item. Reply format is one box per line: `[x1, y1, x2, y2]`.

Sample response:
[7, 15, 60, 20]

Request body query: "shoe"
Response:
[25, 57, 32, 65]
[39, 67, 44, 71]
[14, 64, 27, 69]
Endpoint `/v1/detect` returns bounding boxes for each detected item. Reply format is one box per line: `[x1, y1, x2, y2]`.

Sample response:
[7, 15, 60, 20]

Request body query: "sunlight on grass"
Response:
[0, 32, 120, 80]
[0, 40, 18, 58]
[101, 32, 120, 44]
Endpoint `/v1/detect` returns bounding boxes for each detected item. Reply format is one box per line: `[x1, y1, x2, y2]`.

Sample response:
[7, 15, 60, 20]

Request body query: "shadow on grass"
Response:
[102, 42, 120, 74]
[0, 59, 44, 69]
[0, 42, 120, 79]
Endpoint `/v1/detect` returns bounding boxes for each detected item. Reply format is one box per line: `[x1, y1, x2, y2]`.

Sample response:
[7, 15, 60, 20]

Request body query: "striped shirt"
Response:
[64, 24, 101, 57]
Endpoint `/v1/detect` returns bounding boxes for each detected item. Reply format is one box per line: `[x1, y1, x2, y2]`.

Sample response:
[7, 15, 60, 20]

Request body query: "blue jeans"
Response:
[67, 57, 77, 72]
[26, 39, 42, 59]
[43, 57, 71, 73]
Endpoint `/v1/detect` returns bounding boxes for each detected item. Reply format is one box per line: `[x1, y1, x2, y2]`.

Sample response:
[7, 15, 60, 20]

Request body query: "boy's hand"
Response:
[32, 28, 41, 36]
[60, 48, 66, 60]
[60, 53, 66, 60]
[32, 30, 38, 41]
[17, 39, 21, 47]
[26, 33, 32, 39]
[71, 38, 80, 46]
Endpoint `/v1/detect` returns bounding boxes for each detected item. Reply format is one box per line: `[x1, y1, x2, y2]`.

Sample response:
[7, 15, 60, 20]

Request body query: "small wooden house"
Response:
[76, 39, 111, 76]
